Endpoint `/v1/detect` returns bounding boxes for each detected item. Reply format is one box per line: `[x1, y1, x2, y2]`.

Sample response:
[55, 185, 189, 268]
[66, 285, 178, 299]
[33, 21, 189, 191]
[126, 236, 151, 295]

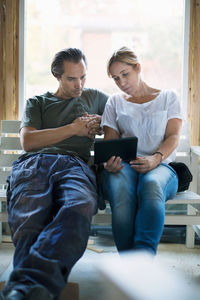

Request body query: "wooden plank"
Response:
[168, 191, 200, 202]
[0, 1, 5, 122]
[60, 282, 79, 300]
[1, 120, 21, 133]
[0, 1, 19, 122]
[92, 213, 111, 224]
[0, 154, 20, 167]
[188, 0, 200, 145]
[0, 281, 6, 292]
[0, 171, 11, 185]
[167, 198, 200, 204]
[5, 0, 15, 120]
[0, 137, 21, 150]
[4, 0, 19, 120]
[193, 224, 200, 237]
[15, 0, 19, 118]
[0, 189, 7, 201]
[87, 245, 104, 253]
[2, 235, 12, 242]
[93, 213, 200, 226]
[0, 212, 8, 222]
[165, 214, 200, 225]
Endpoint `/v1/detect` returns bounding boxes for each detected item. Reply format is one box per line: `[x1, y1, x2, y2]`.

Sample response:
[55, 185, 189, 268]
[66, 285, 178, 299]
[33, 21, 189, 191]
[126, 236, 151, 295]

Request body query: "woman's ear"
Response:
[136, 63, 141, 73]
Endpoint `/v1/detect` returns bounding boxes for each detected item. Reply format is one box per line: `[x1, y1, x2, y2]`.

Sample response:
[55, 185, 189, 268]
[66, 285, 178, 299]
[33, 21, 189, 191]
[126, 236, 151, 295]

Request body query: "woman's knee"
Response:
[137, 178, 163, 201]
[101, 168, 136, 205]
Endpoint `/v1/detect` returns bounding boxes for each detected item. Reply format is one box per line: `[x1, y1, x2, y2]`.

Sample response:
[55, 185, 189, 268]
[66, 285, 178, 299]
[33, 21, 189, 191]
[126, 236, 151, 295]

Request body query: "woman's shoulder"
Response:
[107, 92, 125, 104]
[160, 89, 179, 99]
[157, 90, 181, 114]
[109, 92, 124, 99]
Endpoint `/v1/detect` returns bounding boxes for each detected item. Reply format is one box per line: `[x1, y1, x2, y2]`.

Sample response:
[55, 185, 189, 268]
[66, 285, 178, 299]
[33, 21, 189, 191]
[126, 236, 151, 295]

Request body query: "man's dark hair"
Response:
[51, 48, 87, 77]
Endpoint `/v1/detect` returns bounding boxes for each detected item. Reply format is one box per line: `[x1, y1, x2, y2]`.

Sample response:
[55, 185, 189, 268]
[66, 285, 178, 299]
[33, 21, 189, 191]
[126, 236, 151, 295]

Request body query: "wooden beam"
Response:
[0, 0, 19, 123]
[188, 0, 200, 145]
[0, 1, 5, 122]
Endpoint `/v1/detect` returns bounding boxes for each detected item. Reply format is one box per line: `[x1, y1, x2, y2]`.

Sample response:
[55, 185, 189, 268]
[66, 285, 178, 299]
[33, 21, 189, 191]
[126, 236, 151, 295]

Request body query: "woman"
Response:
[100, 47, 182, 255]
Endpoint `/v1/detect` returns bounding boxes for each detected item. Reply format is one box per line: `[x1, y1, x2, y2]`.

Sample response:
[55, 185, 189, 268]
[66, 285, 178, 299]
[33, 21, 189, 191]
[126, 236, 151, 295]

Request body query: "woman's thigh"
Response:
[100, 163, 138, 214]
[137, 163, 178, 203]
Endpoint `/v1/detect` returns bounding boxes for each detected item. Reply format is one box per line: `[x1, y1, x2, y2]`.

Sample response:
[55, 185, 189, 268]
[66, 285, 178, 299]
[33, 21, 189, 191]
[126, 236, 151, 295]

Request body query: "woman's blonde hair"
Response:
[107, 46, 139, 77]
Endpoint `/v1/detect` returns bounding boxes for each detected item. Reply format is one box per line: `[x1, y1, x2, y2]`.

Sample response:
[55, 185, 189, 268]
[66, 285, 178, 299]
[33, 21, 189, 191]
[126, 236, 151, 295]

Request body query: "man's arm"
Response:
[20, 116, 94, 152]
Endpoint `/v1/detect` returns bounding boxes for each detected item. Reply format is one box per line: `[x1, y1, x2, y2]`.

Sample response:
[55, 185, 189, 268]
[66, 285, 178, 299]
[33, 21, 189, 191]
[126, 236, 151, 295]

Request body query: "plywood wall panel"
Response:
[0, 0, 19, 123]
[188, 0, 200, 145]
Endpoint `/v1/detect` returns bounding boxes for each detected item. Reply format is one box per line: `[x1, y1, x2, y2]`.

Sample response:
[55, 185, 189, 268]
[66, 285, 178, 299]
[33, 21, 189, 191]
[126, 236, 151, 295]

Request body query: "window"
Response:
[25, 0, 184, 101]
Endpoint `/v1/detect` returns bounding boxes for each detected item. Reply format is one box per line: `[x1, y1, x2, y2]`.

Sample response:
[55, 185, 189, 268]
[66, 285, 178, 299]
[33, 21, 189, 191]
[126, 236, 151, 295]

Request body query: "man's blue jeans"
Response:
[6, 154, 97, 299]
[100, 162, 178, 255]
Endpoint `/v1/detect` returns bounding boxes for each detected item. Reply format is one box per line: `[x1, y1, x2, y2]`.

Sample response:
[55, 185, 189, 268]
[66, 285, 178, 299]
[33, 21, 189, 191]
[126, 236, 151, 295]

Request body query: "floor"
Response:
[0, 233, 200, 300]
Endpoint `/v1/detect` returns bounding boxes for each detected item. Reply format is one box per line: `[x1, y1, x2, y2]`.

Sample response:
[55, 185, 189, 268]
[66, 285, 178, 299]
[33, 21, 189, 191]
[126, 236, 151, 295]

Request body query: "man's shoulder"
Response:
[27, 92, 51, 101]
[25, 92, 55, 107]
[82, 88, 108, 98]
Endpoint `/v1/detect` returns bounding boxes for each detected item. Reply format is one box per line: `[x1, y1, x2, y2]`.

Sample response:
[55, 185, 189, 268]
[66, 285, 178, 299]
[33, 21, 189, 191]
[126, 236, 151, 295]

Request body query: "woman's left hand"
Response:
[130, 155, 161, 173]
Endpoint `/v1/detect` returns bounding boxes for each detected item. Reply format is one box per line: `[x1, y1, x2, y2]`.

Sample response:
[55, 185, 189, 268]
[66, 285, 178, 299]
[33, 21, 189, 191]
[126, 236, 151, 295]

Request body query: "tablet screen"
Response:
[94, 137, 138, 164]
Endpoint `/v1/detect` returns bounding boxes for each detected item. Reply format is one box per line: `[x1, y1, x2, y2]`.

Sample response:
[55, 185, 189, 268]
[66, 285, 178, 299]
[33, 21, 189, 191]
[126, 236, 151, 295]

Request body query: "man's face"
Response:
[57, 59, 87, 99]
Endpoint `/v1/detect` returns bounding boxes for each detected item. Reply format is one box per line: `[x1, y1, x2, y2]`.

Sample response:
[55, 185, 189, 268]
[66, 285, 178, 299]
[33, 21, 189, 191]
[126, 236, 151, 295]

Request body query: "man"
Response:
[0, 48, 108, 300]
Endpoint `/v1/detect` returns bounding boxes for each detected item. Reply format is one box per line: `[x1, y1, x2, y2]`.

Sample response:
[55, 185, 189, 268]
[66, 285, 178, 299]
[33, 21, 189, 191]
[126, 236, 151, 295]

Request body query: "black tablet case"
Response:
[94, 137, 138, 164]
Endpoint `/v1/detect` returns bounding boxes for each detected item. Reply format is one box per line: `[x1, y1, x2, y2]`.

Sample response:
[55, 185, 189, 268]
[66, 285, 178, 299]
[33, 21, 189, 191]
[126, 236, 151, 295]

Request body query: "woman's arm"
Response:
[103, 126, 124, 173]
[153, 118, 182, 161]
[130, 118, 182, 173]
[104, 126, 120, 140]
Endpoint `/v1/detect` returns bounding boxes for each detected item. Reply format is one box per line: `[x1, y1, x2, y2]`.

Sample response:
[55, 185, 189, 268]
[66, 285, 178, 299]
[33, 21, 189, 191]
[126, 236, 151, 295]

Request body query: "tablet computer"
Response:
[94, 137, 138, 164]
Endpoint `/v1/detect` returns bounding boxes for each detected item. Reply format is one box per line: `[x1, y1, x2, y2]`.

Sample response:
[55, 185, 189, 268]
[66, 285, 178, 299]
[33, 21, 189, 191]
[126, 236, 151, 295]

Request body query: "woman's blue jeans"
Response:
[100, 162, 178, 255]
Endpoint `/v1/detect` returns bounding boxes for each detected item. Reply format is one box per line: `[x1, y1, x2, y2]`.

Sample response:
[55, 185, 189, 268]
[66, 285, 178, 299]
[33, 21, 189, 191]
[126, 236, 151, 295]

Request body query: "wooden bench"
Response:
[92, 122, 200, 248]
[1, 120, 200, 248]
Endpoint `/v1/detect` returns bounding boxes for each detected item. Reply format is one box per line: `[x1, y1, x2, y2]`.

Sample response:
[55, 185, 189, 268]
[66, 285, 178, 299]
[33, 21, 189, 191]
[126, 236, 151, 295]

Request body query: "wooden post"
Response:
[188, 0, 200, 145]
[0, 0, 19, 122]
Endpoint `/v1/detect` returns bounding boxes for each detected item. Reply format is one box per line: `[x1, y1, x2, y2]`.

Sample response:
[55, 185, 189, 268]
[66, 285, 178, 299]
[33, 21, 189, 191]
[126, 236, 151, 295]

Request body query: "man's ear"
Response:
[53, 72, 61, 81]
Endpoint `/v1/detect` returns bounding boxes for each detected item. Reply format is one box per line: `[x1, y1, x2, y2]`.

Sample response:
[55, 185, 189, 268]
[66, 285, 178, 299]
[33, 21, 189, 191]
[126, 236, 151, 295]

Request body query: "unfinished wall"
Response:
[0, 0, 19, 122]
[188, 0, 200, 145]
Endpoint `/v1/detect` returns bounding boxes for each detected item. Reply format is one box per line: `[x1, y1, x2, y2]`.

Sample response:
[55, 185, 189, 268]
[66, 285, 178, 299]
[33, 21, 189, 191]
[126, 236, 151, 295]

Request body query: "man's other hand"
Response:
[83, 112, 102, 136]
[72, 116, 91, 137]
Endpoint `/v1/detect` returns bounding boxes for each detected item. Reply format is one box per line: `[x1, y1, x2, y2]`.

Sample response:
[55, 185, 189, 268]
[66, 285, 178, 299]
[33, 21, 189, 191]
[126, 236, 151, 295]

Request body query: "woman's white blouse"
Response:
[101, 90, 183, 164]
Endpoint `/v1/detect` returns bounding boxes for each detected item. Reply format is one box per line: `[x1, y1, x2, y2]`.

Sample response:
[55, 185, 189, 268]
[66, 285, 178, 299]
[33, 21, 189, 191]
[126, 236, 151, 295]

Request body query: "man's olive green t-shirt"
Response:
[21, 88, 108, 162]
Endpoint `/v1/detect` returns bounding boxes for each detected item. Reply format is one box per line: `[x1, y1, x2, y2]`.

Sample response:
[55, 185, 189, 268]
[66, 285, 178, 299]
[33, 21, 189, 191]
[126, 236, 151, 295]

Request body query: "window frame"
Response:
[18, 0, 189, 119]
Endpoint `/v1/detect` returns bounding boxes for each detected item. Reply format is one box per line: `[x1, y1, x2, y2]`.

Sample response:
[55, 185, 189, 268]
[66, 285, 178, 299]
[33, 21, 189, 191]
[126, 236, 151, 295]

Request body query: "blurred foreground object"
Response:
[96, 252, 200, 300]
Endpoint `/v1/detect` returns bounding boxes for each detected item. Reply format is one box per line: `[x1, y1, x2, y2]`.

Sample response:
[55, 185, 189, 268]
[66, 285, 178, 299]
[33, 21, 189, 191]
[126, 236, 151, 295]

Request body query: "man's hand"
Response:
[83, 112, 102, 137]
[72, 116, 91, 137]
[72, 112, 102, 139]
[104, 156, 124, 173]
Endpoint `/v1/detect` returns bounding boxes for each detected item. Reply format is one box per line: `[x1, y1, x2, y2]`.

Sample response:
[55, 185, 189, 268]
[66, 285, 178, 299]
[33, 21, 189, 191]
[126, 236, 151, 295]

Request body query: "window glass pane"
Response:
[26, 0, 183, 99]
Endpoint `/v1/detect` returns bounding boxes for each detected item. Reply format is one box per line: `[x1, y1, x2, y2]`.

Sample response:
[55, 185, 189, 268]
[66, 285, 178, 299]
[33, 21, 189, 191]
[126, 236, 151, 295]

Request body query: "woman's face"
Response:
[109, 61, 141, 95]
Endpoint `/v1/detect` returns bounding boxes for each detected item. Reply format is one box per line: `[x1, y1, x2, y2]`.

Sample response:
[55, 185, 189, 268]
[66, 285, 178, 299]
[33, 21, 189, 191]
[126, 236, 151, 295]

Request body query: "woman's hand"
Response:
[130, 154, 162, 173]
[104, 156, 124, 173]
